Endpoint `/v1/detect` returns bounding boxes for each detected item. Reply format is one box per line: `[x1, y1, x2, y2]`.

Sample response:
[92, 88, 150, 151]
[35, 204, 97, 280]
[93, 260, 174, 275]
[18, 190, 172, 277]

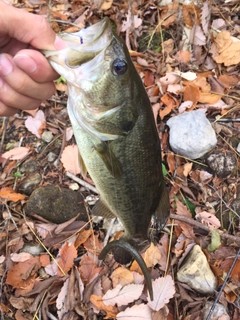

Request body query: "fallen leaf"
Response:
[160, 93, 179, 119]
[11, 252, 33, 262]
[90, 294, 118, 318]
[111, 267, 134, 287]
[60, 144, 81, 175]
[57, 242, 77, 276]
[214, 30, 240, 66]
[25, 110, 46, 138]
[0, 187, 26, 202]
[195, 211, 221, 230]
[100, 0, 113, 10]
[2, 147, 29, 161]
[147, 275, 175, 311]
[102, 283, 144, 307]
[117, 303, 152, 320]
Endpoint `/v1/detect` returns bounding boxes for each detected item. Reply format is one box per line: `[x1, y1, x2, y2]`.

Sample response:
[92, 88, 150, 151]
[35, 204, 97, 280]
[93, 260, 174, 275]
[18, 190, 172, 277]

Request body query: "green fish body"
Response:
[44, 18, 169, 299]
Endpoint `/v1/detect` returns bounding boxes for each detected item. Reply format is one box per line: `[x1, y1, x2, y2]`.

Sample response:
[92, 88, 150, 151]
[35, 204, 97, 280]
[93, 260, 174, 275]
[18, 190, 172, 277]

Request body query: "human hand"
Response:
[0, 1, 66, 116]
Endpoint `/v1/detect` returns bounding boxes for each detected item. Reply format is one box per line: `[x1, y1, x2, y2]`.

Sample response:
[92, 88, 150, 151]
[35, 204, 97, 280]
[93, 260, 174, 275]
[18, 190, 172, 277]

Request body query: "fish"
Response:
[43, 18, 169, 300]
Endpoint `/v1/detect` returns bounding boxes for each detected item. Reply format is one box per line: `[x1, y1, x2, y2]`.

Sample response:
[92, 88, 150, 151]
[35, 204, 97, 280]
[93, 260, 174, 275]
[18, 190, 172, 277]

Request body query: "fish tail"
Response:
[99, 239, 153, 301]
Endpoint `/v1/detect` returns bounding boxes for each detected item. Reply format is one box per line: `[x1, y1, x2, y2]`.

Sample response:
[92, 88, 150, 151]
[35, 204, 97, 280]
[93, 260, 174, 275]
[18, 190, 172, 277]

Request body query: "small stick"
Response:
[66, 171, 98, 194]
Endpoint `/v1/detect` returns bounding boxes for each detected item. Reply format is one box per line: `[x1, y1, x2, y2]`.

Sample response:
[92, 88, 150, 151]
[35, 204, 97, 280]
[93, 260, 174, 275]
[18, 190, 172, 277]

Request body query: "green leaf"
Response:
[56, 76, 67, 84]
[207, 230, 221, 252]
[162, 163, 168, 177]
[183, 197, 196, 216]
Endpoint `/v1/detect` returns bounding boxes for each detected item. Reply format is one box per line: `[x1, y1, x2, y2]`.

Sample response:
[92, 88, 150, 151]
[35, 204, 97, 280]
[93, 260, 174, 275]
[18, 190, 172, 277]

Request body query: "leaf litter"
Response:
[0, 0, 240, 319]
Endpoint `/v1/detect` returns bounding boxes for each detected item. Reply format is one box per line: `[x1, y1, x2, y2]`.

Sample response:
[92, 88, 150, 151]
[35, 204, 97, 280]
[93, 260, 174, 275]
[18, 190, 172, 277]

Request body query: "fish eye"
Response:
[112, 58, 128, 75]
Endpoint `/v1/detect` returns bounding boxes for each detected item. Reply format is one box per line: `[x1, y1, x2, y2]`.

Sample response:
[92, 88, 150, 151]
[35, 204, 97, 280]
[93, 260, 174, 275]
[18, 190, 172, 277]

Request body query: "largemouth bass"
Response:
[44, 18, 169, 299]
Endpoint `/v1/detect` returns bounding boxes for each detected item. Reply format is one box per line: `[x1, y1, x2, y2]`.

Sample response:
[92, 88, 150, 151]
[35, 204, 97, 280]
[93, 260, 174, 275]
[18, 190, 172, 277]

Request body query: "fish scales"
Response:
[43, 18, 170, 300]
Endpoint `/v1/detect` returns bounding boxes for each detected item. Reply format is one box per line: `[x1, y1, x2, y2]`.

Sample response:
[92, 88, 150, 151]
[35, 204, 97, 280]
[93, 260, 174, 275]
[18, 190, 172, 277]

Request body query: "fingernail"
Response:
[54, 36, 67, 50]
[13, 54, 37, 74]
[0, 77, 3, 88]
[0, 55, 13, 76]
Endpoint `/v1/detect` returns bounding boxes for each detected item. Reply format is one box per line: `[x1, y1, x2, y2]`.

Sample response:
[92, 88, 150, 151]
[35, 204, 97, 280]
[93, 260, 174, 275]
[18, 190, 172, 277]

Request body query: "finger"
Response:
[0, 101, 19, 117]
[0, 77, 42, 111]
[14, 49, 59, 82]
[0, 54, 56, 101]
[1, 2, 66, 50]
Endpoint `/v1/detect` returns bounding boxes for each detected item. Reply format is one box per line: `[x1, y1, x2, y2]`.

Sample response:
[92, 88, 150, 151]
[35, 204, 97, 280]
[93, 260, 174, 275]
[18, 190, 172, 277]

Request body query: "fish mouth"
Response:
[43, 18, 112, 68]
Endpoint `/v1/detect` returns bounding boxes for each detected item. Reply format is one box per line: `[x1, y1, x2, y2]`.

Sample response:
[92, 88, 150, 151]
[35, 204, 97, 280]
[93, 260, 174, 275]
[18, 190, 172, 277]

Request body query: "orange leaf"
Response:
[74, 229, 93, 249]
[160, 93, 179, 119]
[0, 187, 25, 202]
[90, 294, 118, 318]
[198, 92, 221, 104]
[40, 254, 51, 267]
[57, 242, 77, 276]
[167, 153, 176, 173]
[175, 50, 191, 63]
[6, 256, 41, 289]
[183, 84, 200, 105]
[144, 70, 155, 87]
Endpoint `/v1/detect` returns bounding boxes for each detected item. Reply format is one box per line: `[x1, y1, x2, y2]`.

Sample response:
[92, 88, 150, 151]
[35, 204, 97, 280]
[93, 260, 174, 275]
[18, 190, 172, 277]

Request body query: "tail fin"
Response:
[99, 239, 153, 300]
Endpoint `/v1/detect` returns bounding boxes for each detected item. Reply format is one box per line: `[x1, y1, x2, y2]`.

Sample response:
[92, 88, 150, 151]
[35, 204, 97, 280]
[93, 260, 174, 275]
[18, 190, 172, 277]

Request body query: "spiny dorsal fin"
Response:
[92, 199, 116, 219]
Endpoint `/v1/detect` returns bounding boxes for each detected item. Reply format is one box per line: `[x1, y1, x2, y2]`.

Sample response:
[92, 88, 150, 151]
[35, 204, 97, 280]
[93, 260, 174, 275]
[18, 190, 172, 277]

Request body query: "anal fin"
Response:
[92, 199, 116, 219]
[154, 181, 170, 230]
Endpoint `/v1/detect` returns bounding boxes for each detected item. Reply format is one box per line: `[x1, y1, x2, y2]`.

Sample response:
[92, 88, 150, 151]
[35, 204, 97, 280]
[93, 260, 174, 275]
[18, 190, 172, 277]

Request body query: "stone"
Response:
[25, 185, 88, 224]
[206, 151, 236, 178]
[177, 244, 217, 294]
[167, 110, 217, 159]
[18, 173, 42, 196]
[47, 152, 57, 162]
[41, 131, 53, 143]
[20, 159, 38, 173]
[202, 301, 230, 320]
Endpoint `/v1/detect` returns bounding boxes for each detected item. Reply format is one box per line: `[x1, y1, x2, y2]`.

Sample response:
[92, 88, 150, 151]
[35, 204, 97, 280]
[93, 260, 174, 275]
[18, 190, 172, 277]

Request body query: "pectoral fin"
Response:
[94, 141, 122, 179]
[78, 151, 88, 179]
[92, 199, 116, 219]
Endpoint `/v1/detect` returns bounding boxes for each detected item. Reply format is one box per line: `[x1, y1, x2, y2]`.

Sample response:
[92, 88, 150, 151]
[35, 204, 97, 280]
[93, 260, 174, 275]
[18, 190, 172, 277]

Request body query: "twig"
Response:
[207, 184, 240, 219]
[206, 248, 240, 320]
[170, 213, 240, 246]
[66, 171, 98, 194]
[0, 117, 8, 154]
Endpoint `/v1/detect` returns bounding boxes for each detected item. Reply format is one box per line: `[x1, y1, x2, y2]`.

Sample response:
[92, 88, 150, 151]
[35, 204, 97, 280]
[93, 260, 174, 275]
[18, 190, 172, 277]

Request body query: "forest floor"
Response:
[0, 0, 240, 319]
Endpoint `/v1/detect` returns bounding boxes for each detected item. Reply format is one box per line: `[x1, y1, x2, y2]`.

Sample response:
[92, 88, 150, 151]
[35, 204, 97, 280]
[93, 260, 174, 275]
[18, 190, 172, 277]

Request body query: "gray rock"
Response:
[20, 159, 38, 173]
[18, 172, 42, 196]
[47, 151, 57, 162]
[25, 185, 88, 224]
[202, 301, 230, 320]
[167, 110, 217, 159]
[177, 244, 217, 294]
[42, 131, 53, 143]
[206, 151, 236, 178]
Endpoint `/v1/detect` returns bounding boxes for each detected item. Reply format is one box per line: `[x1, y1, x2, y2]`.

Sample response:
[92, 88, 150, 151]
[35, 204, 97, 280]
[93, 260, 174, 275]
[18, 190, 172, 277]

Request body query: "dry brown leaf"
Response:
[167, 153, 176, 173]
[2, 147, 29, 161]
[160, 93, 179, 119]
[183, 163, 193, 177]
[144, 70, 155, 87]
[57, 242, 77, 276]
[117, 303, 152, 320]
[79, 253, 100, 284]
[147, 275, 175, 311]
[182, 4, 201, 28]
[183, 84, 200, 106]
[175, 50, 191, 63]
[83, 233, 104, 255]
[176, 199, 192, 218]
[60, 144, 81, 175]
[90, 294, 119, 318]
[144, 243, 162, 268]
[111, 267, 134, 287]
[74, 229, 93, 249]
[100, 0, 113, 10]
[214, 31, 240, 66]
[198, 92, 221, 104]
[6, 256, 41, 289]
[0, 187, 26, 202]
[102, 283, 144, 307]
[195, 211, 221, 230]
